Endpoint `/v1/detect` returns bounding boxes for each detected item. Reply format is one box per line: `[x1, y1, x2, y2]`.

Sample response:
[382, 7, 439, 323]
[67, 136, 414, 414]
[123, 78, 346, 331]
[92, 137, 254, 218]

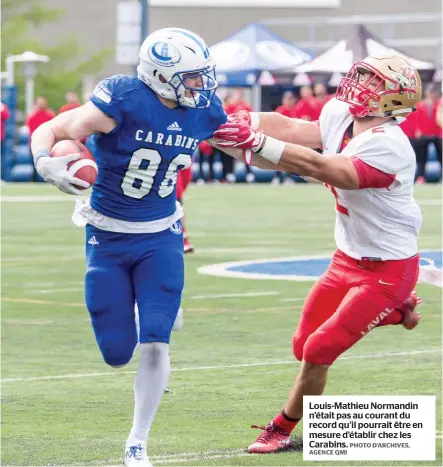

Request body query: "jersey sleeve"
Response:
[90, 75, 138, 132]
[204, 95, 228, 139]
[354, 131, 408, 175]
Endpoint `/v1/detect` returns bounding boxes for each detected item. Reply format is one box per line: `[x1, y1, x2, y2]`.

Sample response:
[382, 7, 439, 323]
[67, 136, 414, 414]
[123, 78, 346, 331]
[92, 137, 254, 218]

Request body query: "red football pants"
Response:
[293, 249, 419, 365]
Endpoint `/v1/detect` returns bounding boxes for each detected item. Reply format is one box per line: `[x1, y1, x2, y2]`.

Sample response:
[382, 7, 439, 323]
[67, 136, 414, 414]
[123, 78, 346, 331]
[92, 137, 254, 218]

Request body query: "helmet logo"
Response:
[397, 66, 417, 88]
[149, 42, 181, 67]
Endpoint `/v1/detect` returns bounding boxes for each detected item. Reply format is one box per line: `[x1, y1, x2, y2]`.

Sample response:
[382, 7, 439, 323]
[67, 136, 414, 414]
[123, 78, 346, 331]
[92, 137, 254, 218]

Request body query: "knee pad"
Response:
[302, 330, 348, 366]
[139, 312, 173, 344]
[100, 340, 135, 367]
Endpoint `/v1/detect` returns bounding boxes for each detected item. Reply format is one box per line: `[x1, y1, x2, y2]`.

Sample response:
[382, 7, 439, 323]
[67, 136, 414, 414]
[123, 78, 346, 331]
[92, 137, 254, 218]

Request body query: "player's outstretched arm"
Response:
[228, 110, 322, 149]
[207, 139, 278, 170]
[31, 103, 117, 195]
[254, 112, 322, 149]
[214, 122, 360, 190]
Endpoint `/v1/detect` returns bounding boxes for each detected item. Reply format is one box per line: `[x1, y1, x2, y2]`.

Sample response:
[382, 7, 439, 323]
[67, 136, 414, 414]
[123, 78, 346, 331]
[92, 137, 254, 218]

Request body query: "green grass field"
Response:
[1, 182, 442, 466]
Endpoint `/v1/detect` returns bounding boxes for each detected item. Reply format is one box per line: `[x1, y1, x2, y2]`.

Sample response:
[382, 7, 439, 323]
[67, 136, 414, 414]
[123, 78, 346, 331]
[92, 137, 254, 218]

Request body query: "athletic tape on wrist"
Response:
[256, 136, 285, 165]
[33, 149, 51, 166]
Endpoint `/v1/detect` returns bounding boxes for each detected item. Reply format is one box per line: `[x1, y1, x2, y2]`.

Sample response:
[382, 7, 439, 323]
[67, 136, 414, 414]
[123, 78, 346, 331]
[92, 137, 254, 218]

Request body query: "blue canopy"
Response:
[210, 23, 312, 86]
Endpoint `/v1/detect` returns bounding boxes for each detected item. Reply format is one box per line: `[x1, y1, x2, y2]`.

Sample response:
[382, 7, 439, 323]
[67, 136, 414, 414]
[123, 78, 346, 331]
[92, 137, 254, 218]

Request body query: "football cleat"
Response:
[124, 442, 152, 467]
[397, 290, 421, 330]
[248, 422, 292, 454]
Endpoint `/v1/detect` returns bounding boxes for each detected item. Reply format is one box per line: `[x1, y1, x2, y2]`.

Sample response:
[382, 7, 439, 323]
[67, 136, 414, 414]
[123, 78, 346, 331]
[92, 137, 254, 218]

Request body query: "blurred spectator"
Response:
[58, 91, 81, 114]
[434, 95, 442, 181]
[197, 140, 216, 183]
[26, 96, 56, 181]
[293, 85, 317, 121]
[313, 82, 332, 120]
[222, 92, 253, 182]
[414, 84, 440, 183]
[271, 91, 298, 184]
[274, 91, 297, 118]
[1, 101, 11, 142]
[26, 96, 56, 136]
[399, 111, 419, 169]
[224, 89, 252, 115]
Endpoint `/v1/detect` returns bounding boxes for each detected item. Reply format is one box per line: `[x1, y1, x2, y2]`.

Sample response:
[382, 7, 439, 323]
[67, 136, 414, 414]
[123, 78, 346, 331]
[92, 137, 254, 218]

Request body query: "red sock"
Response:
[273, 410, 300, 433]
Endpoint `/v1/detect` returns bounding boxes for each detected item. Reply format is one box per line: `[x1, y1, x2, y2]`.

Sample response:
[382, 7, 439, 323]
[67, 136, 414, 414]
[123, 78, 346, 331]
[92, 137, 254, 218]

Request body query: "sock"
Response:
[127, 342, 170, 444]
[273, 410, 300, 433]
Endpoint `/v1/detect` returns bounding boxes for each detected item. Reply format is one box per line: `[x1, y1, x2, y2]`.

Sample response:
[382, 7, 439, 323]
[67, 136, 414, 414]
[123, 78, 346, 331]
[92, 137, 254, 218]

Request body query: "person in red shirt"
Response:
[58, 92, 81, 114]
[1, 102, 11, 142]
[26, 96, 56, 136]
[293, 85, 317, 121]
[434, 95, 442, 180]
[313, 82, 332, 120]
[223, 89, 252, 115]
[26, 96, 56, 181]
[414, 84, 440, 183]
[273, 91, 298, 183]
[274, 91, 297, 118]
[222, 91, 254, 182]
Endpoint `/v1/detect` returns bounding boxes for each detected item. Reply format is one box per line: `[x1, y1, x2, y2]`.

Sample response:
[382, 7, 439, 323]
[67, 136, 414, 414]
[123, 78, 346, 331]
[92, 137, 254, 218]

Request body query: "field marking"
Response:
[2, 349, 439, 383]
[36, 287, 84, 294]
[419, 199, 442, 206]
[1, 297, 85, 307]
[279, 297, 306, 302]
[190, 291, 280, 299]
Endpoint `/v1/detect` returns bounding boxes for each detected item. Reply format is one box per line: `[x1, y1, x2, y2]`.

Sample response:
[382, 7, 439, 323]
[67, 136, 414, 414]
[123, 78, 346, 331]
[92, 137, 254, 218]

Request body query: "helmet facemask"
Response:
[169, 66, 218, 109]
[337, 57, 420, 119]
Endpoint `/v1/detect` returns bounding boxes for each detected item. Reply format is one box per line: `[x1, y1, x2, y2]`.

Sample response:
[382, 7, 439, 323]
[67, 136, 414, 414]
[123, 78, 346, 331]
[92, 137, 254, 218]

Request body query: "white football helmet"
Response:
[137, 27, 218, 109]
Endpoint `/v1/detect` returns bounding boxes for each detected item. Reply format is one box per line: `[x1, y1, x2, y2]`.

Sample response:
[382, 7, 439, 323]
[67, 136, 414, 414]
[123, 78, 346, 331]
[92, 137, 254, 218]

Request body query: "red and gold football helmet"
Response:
[336, 54, 422, 118]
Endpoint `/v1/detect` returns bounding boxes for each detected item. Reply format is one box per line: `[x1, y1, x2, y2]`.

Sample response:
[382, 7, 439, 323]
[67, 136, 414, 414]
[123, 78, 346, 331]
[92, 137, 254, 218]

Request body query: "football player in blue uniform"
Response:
[31, 28, 227, 466]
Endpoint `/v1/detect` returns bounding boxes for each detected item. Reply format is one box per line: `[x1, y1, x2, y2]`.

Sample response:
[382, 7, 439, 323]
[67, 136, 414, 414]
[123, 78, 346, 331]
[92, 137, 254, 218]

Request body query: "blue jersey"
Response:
[87, 75, 227, 222]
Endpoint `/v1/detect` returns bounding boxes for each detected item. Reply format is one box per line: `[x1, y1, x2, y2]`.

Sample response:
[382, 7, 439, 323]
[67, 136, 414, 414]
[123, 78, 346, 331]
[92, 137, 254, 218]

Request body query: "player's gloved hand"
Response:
[227, 110, 251, 126]
[36, 153, 91, 195]
[213, 122, 266, 152]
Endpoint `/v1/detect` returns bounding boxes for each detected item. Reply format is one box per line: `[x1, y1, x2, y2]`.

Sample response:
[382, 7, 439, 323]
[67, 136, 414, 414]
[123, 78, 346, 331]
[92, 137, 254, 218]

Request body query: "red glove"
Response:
[227, 110, 251, 126]
[213, 122, 266, 152]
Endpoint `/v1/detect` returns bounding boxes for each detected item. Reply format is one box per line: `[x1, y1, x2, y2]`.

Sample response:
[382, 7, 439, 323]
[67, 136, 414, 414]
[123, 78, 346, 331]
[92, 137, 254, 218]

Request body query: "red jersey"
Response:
[293, 98, 318, 121]
[399, 112, 418, 139]
[415, 100, 438, 137]
[224, 101, 252, 115]
[58, 103, 80, 114]
[26, 109, 56, 136]
[1, 102, 11, 141]
[274, 104, 296, 118]
[435, 97, 442, 138]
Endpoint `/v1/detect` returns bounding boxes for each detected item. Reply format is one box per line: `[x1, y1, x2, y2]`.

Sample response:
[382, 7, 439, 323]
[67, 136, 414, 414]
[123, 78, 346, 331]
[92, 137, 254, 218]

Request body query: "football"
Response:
[51, 140, 97, 189]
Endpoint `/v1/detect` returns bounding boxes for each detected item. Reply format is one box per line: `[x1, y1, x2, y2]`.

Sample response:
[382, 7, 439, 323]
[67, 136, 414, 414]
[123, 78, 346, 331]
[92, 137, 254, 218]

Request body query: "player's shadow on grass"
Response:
[288, 435, 303, 451]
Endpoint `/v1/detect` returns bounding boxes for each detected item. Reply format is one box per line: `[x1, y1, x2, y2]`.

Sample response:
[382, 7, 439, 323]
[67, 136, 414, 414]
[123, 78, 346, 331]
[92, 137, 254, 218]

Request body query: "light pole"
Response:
[6, 51, 49, 115]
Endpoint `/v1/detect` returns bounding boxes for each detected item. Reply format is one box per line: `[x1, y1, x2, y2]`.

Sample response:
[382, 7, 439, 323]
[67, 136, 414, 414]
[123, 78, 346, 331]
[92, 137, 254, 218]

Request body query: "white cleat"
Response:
[124, 443, 152, 467]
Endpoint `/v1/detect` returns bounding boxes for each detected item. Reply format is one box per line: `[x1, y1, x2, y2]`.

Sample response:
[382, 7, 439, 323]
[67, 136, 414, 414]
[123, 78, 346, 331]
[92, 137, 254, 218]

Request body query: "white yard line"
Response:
[279, 297, 307, 302]
[2, 349, 439, 383]
[189, 291, 280, 299]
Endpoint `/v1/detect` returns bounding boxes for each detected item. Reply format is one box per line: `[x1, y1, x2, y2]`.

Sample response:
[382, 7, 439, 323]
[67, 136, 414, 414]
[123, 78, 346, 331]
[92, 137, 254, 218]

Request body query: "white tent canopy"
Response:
[293, 25, 435, 73]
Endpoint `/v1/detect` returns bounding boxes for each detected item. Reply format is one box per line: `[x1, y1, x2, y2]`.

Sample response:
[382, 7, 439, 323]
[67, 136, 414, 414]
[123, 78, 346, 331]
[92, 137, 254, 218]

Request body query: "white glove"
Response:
[36, 154, 90, 195]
